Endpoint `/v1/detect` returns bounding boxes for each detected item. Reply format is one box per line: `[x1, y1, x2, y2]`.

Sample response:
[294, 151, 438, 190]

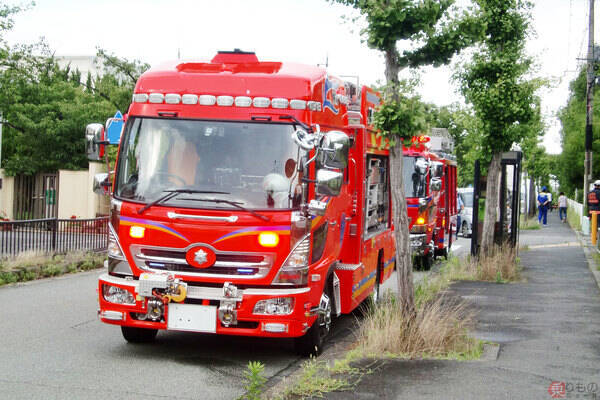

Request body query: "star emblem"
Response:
[194, 249, 208, 264]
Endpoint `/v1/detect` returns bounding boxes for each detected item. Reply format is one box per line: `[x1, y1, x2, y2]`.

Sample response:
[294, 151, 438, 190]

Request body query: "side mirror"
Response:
[86, 123, 105, 161]
[93, 173, 111, 195]
[415, 157, 428, 175]
[430, 178, 442, 192]
[292, 129, 316, 151]
[431, 161, 444, 178]
[320, 131, 349, 169]
[316, 169, 343, 197]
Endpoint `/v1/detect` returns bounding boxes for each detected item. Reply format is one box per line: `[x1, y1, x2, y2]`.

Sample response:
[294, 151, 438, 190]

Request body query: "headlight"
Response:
[253, 297, 295, 315]
[272, 236, 310, 285]
[103, 284, 136, 305]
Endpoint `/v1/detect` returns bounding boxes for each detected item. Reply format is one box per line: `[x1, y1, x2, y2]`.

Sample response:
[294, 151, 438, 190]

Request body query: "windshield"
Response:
[403, 156, 427, 198]
[460, 192, 474, 208]
[115, 118, 302, 210]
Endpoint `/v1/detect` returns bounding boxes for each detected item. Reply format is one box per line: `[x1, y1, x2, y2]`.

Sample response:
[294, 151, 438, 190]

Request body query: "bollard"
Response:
[592, 211, 600, 245]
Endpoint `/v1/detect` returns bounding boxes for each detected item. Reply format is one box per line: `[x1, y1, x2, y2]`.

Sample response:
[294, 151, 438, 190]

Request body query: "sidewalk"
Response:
[326, 212, 600, 399]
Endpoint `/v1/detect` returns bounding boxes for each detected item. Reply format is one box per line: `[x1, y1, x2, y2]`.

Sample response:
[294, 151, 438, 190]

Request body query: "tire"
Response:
[295, 284, 333, 357]
[421, 251, 433, 271]
[462, 221, 471, 238]
[121, 326, 158, 343]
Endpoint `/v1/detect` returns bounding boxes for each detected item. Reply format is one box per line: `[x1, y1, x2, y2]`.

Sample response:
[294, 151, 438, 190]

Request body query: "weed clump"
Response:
[356, 294, 480, 360]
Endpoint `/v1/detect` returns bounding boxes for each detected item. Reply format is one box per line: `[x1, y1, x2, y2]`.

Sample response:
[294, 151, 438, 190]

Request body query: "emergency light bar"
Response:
[133, 92, 322, 111]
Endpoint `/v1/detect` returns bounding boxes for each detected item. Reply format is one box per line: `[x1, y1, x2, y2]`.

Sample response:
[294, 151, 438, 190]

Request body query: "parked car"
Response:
[458, 188, 474, 237]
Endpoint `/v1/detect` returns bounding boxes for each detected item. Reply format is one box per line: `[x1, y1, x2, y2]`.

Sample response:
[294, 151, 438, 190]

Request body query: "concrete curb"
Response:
[572, 229, 600, 291]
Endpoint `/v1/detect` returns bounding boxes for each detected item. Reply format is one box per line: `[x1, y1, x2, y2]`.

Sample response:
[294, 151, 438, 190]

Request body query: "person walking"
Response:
[456, 193, 464, 239]
[558, 192, 567, 223]
[537, 186, 550, 226]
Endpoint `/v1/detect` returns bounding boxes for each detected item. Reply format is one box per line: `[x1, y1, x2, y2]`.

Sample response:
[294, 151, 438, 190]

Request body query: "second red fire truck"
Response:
[405, 132, 458, 270]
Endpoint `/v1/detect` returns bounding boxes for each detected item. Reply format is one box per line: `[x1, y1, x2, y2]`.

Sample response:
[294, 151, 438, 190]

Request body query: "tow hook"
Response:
[218, 282, 239, 327]
[136, 273, 188, 321]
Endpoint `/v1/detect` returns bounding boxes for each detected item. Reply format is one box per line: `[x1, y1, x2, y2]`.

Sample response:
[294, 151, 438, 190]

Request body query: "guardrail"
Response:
[0, 217, 108, 258]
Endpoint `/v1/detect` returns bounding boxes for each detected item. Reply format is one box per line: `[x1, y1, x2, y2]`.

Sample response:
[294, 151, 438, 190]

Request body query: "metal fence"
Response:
[0, 217, 108, 258]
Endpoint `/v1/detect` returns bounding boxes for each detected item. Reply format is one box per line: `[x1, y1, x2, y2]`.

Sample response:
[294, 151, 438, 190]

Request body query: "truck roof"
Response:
[136, 54, 326, 101]
[128, 50, 381, 138]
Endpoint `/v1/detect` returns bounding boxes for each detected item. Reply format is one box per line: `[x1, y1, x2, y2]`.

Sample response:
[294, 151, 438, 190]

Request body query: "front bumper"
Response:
[98, 273, 314, 338]
[410, 234, 429, 255]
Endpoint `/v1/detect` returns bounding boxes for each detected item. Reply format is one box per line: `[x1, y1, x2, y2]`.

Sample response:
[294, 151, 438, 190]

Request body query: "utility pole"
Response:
[584, 0, 595, 210]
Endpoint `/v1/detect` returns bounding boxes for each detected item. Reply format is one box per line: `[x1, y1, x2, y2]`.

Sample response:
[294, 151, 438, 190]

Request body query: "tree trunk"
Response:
[390, 143, 415, 313]
[384, 48, 415, 313]
[481, 152, 502, 253]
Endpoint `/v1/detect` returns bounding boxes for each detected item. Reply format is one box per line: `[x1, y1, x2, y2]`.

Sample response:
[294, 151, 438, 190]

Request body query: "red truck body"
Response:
[405, 136, 458, 269]
[93, 51, 396, 354]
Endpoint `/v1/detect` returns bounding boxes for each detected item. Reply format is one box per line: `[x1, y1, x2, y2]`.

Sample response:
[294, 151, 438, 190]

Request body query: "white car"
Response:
[458, 188, 474, 237]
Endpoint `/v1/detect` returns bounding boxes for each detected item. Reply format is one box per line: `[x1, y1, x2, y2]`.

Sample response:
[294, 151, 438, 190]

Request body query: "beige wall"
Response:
[0, 169, 14, 219]
[58, 164, 109, 219]
[58, 170, 89, 219]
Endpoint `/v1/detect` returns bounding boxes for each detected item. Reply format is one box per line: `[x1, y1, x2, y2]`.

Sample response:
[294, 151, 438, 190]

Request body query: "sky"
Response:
[3, 0, 596, 155]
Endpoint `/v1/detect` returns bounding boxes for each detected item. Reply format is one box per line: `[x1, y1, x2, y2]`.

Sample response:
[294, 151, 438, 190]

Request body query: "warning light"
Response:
[416, 217, 426, 225]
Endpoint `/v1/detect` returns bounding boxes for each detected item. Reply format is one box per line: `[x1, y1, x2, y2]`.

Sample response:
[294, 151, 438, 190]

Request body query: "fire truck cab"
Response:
[86, 50, 396, 356]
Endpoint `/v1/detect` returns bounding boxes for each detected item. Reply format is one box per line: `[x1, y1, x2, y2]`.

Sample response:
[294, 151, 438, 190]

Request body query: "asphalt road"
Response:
[0, 236, 471, 400]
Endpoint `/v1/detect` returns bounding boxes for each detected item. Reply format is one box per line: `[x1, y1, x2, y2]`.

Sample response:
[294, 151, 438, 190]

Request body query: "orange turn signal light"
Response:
[129, 226, 145, 239]
[258, 232, 279, 247]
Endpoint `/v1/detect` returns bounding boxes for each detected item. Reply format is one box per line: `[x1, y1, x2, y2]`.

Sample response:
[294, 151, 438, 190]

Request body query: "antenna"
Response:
[317, 53, 329, 68]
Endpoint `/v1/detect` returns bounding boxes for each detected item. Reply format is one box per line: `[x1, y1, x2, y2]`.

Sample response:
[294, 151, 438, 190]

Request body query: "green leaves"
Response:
[456, 0, 537, 155]
[0, 44, 148, 175]
[373, 94, 427, 145]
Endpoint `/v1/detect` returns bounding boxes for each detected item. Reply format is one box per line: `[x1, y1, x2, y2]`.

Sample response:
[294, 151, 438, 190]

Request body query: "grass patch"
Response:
[593, 253, 600, 271]
[0, 251, 105, 286]
[277, 358, 356, 399]
[567, 204, 582, 232]
[519, 216, 540, 230]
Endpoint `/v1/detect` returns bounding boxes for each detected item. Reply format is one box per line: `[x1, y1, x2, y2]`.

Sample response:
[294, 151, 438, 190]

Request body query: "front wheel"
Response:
[462, 221, 471, 238]
[121, 326, 158, 343]
[295, 286, 332, 357]
[420, 251, 434, 271]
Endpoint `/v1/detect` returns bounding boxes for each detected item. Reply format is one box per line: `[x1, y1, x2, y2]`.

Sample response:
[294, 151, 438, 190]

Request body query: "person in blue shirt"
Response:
[537, 186, 550, 225]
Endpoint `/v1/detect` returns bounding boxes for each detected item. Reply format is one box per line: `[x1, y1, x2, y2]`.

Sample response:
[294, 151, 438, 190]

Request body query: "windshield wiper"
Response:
[279, 115, 312, 132]
[137, 189, 230, 215]
[187, 198, 270, 221]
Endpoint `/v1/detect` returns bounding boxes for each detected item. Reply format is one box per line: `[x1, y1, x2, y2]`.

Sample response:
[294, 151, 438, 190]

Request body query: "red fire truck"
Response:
[405, 132, 458, 270]
[86, 50, 397, 355]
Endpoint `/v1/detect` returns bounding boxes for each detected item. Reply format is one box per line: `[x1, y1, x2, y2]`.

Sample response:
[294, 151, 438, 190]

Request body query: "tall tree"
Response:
[557, 67, 600, 201]
[332, 0, 483, 312]
[457, 0, 537, 254]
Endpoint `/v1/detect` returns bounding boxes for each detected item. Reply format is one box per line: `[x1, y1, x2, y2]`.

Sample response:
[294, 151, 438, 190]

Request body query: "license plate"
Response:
[167, 303, 217, 333]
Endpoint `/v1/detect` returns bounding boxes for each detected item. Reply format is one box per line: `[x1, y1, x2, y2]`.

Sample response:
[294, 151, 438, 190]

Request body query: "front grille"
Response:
[130, 245, 274, 279]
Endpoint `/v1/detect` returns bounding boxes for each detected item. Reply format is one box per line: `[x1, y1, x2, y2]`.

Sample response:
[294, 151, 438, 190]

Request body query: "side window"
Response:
[365, 155, 389, 233]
